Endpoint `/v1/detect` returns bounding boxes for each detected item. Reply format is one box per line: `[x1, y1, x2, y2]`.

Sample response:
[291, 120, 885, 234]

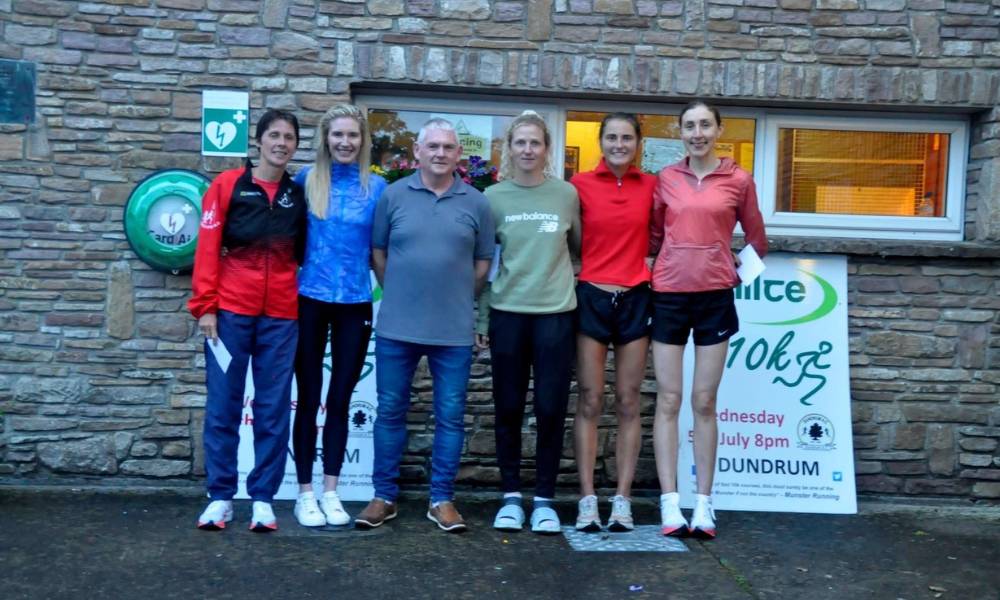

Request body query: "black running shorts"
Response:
[576, 282, 652, 346]
[651, 288, 739, 346]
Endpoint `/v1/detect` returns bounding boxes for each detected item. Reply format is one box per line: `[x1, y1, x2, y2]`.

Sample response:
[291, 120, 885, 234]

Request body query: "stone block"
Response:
[106, 261, 134, 340]
[259, 0, 291, 25]
[119, 459, 190, 476]
[903, 478, 971, 495]
[113, 432, 134, 460]
[960, 468, 1000, 480]
[141, 425, 190, 440]
[272, 32, 320, 59]
[927, 424, 955, 475]
[959, 437, 998, 452]
[892, 423, 927, 450]
[162, 441, 191, 458]
[38, 436, 117, 474]
[136, 314, 191, 342]
[456, 464, 500, 483]
[439, 0, 490, 19]
[864, 331, 955, 358]
[972, 482, 1000, 497]
[14, 378, 83, 404]
[856, 474, 902, 493]
[10, 417, 76, 431]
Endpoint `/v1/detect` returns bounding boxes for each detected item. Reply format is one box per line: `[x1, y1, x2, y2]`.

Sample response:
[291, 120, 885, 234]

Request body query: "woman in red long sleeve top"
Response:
[188, 110, 307, 533]
[649, 101, 767, 540]
[569, 114, 657, 533]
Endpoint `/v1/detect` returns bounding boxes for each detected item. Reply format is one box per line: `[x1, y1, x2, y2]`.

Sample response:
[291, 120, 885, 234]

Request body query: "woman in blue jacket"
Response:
[291, 104, 387, 527]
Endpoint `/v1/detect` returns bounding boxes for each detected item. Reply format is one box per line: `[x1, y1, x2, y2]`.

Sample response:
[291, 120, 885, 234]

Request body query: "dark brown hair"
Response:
[255, 109, 300, 143]
[678, 100, 722, 127]
[599, 112, 641, 141]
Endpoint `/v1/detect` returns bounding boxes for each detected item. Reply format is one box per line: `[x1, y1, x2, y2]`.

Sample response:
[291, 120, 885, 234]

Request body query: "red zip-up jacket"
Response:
[650, 157, 767, 293]
[571, 159, 657, 287]
[188, 163, 306, 320]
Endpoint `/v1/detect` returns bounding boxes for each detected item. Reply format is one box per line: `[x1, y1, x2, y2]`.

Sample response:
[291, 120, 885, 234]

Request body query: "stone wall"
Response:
[0, 0, 998, 501]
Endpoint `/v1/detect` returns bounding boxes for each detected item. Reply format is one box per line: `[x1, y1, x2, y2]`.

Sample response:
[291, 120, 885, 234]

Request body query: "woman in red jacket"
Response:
[650, 101, 767, 539]
[570, 113, 657, 532]
[188, 109, 307, 533]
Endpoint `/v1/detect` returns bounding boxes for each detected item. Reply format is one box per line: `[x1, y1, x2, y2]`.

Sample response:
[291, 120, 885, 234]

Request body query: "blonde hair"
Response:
[498, 110, 556, 181]
[305, 104, 372, 219]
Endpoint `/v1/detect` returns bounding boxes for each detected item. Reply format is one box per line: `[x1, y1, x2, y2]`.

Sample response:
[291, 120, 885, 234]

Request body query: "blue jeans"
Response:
[204, 310, 297, 502]
[372, 336, 473, 503]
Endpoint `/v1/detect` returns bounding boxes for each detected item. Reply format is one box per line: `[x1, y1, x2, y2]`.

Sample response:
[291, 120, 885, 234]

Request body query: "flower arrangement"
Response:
[457, 155, 498, 192]
[371, 158, 416, 184]
[371, 156, 498, 192]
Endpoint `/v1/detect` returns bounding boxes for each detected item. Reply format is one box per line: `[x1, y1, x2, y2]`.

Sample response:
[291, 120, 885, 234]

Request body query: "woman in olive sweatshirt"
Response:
[475, 111, 581, 534]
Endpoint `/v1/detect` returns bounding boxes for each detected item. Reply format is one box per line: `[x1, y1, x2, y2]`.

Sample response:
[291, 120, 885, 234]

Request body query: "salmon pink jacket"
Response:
[649, 157, 768, 293]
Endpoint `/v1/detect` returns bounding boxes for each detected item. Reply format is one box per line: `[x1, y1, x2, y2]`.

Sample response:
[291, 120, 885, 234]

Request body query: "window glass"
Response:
[367, 108, 512, 170]
[776, 129, 949, 218]
[565, 111, 756, 177]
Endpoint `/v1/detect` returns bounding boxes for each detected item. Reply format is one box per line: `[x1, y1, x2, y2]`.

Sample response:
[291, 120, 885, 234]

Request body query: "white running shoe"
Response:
[250, 501, 278, 532]
[320, 491, 351, 526]
[197, 499, 233, 530]
[294, 492, 326, 527]
[659, 492, 689, 537]
[530, 505, 561, 534]
[493, 500, 525, 531]
[607, 495, 634, 532]
[575, 495, 601, 532]
[690, 494, 716, 539]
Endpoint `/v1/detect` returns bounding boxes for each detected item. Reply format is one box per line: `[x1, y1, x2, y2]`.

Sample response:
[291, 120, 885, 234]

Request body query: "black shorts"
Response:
[576, 282, 651, 345]
[651, 288, 739, 346]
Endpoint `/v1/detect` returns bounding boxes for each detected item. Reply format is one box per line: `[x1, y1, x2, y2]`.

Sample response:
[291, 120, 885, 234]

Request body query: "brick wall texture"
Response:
[0, 0, 998, 501]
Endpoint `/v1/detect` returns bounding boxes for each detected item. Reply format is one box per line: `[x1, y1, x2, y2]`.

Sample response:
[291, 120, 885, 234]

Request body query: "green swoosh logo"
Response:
[752, 270, 837, 326]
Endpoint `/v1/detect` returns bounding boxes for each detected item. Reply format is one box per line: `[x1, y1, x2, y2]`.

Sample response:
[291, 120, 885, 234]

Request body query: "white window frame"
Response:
[356, 92, 969, 242]
[759, 113, 968, 241]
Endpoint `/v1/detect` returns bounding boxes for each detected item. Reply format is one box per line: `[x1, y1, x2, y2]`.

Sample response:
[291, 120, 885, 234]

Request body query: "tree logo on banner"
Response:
[797, 414, 836, 450]
[349, 400, 375, 438]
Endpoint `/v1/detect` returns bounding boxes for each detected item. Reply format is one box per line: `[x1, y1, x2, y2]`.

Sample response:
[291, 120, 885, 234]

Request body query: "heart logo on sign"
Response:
[206, 121, 237, 150]
[159, 212, 186, 236]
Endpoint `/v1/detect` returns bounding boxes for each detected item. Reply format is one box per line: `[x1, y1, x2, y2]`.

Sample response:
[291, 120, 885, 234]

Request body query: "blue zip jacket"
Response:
[294, 163, 387, 303]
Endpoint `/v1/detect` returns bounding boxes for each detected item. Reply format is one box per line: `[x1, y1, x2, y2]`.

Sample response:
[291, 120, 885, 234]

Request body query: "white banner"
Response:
[677, 253, 857, 514]
[235, 283, 380, 502]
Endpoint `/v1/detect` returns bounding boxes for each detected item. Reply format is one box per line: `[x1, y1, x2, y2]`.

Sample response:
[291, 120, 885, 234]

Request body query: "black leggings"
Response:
[293, 295, 373, 483]
[489, 309, 575, 498]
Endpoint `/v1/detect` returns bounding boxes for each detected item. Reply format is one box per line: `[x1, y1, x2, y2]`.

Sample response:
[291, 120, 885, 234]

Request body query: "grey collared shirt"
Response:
[372, 172, 496, 346]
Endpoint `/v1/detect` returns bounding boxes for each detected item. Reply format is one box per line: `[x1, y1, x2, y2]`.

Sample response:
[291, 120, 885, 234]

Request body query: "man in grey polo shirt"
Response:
[355, 118, 495, 533]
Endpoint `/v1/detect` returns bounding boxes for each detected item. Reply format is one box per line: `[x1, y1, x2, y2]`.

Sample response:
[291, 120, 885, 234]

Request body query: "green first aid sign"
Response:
[201, 90, 249, 157]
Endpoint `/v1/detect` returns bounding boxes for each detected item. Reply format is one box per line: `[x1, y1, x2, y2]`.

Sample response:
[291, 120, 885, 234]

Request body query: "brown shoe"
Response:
[426, 501, 467, 532]
[354, 498, 398, 529]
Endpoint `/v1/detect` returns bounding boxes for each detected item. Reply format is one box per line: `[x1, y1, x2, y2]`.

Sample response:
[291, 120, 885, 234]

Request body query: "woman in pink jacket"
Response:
[649, 101, 767, 540]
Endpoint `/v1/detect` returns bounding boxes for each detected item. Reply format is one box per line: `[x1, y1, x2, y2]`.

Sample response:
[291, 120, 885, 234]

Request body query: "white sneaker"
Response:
[530, 505, 561, 534]
[659, 492, 689, 537]
[575, 495, 601, 532]
[607, 495, 634, 532]
[493, 500, 525, 531]
[197, 499, 233, 530]
[320, 491, 351, 526]
[294, 492, 326, 527]
[250, 501, 278, 532]
[690, 494, 716, 539]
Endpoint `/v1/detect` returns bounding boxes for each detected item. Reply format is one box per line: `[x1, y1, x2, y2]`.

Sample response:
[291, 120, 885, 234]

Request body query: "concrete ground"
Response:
[0, 488, 998, 600]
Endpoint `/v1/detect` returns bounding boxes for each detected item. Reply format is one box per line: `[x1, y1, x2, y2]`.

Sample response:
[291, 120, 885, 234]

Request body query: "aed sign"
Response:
[201, 90, 249, 157]
[123, 169, 210, 274]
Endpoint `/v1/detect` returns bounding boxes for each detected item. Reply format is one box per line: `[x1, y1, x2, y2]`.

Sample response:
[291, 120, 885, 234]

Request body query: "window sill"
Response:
[738, 236, 1000, 259]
